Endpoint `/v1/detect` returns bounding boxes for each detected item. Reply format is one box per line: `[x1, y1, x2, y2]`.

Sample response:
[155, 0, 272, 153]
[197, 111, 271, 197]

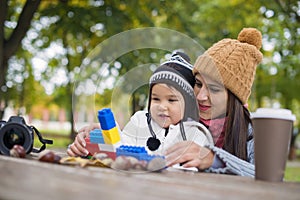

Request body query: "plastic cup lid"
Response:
[251, 108, 296, 121]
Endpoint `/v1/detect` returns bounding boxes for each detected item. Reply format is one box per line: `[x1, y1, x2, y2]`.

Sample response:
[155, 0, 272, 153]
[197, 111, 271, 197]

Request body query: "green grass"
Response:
[32, 128, 72, 149]
[284, 148, 300, 182]
[285, 167, 300, 182]
[33, 135, 71, 149]
[38, 128, 70, 136]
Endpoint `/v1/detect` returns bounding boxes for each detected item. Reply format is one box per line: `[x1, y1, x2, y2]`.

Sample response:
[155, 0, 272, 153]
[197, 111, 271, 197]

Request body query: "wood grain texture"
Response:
[0, 154, 299, 200]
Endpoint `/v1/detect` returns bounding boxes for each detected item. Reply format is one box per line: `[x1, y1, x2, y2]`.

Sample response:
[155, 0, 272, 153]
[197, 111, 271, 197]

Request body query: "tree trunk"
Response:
[0, 0, 41, 119]
[67, 81, 76, 141]
[59, 10, 77, 141]
[69, 96, 76, 141]
[0, 1, 8, 119]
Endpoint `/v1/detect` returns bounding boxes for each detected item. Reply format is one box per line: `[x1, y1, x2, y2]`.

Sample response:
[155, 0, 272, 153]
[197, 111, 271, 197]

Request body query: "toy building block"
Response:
[84, 108, 121, 160]
[116, 145, 164, 161]
[98, 108, 116, 130]
[85, 137, 117, 160]
[98, 151, 116, 160]
[99, 142, 121, 152]
[102, 127, 121, 144]
[89, 129, 105, 144]
[97, 108, 121, 144]
[116, 145, 147, 160]
[85, 137, 100, 154]
[139, 154, 165, 162]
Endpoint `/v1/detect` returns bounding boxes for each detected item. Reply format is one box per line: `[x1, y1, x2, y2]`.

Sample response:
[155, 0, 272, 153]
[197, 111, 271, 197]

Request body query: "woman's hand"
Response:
[165, 141, 215, 170]
[66, 123, 100, 157]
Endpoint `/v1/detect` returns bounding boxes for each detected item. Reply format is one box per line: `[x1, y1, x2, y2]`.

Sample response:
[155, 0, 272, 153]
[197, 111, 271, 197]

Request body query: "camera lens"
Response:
[3, 127, 25, 149]
[0, 123, 33, 155]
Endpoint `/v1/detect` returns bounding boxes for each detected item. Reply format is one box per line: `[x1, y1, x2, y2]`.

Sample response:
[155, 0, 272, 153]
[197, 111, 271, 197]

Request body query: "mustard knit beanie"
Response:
[193, 28, 263, 104]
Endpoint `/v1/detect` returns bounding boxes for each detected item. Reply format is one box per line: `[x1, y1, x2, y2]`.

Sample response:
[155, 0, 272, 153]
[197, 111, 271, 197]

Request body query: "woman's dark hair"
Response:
[223, 91, 252, 161]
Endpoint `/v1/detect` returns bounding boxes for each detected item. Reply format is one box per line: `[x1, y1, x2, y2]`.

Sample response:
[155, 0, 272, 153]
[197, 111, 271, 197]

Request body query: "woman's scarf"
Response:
[200, 117, 227, 148]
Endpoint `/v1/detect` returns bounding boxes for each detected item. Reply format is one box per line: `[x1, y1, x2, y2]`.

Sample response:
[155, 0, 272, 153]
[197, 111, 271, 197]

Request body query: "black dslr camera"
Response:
[0, 116, 53, 155]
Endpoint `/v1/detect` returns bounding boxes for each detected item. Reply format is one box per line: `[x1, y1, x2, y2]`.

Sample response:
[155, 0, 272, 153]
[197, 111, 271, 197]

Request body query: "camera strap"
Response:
[30, 126, 53, 153]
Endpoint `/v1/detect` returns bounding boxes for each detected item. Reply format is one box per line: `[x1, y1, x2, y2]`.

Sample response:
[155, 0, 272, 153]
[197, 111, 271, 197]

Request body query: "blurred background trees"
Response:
[0, 0, 299, 142]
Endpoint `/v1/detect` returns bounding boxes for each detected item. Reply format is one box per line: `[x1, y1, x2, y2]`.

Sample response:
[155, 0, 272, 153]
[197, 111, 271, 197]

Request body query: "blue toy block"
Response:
[139, 154, 165, 162]
[89, 129, 105, 144]
[90, 137, 105, 144]
[116, 145, 165, 161]
[116, 145, 147, 160]
[98, 108, 116, 130]
[117, 145, 147, 153]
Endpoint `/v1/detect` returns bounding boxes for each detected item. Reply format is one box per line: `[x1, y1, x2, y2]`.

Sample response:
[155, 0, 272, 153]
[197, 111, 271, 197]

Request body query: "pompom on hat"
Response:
[193, 28, 263, 104]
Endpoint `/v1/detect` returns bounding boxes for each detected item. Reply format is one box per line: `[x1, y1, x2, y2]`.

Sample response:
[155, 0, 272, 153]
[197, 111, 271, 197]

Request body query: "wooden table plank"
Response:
[0, 154, 299, 200]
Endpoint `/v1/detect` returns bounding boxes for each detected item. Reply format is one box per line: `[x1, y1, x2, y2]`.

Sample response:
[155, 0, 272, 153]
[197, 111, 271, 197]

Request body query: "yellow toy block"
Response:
[102, 127, 121, 144]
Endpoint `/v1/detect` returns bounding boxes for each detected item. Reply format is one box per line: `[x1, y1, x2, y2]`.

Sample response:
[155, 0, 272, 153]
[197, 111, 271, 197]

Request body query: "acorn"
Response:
[101, 158, 113, 168]
[93, 153, 109, 160]
[53, 154, 62, 164]
[9, 145, 26, 158]
[147, 157, 166, 172]
[133, 160, 147, 170]
[111, 156, 132, 170]
[126, 156, 139, 166]
[38, 150, 55, 163]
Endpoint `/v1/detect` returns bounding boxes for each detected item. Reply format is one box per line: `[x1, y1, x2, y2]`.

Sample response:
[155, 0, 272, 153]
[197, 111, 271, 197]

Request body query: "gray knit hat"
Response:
[148, 53, 199, 122]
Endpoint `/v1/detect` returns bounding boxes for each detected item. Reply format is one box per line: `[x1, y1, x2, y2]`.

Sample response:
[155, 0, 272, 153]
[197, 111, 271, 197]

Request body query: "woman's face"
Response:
[194, 73, 228, 120]
[150, 83, 185, 128]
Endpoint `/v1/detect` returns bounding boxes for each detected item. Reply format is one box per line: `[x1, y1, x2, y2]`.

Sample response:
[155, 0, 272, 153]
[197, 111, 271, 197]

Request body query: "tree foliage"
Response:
[1, 0, 299, 133]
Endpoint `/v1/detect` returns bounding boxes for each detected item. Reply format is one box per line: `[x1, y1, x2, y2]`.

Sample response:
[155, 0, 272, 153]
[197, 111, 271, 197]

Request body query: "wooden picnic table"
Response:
[0, 152, 299, 200]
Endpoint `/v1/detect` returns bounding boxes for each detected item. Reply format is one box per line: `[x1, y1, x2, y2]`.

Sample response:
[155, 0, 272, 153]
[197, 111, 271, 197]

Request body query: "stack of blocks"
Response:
[85, 108, 121, 160]
[85, 108, 164, 163]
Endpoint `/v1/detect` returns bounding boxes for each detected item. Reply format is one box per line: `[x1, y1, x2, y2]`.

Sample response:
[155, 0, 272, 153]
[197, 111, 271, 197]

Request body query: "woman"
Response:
[165, 28, 263, 177]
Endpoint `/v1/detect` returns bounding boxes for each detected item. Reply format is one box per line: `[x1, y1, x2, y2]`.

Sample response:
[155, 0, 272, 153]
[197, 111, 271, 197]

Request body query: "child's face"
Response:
[150, 83, 185, 128]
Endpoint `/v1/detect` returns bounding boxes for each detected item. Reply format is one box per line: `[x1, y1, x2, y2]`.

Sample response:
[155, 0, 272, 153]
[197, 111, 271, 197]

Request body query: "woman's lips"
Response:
[198, 104, 210, 111]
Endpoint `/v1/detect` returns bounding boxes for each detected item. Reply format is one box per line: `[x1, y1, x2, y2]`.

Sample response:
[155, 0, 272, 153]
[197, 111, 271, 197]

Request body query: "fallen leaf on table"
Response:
[59, 156, 112, 168]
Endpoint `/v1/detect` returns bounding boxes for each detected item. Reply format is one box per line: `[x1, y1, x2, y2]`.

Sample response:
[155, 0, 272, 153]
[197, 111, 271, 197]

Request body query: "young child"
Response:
[67, 52, 213, 157]
[121, 52, 213, 154]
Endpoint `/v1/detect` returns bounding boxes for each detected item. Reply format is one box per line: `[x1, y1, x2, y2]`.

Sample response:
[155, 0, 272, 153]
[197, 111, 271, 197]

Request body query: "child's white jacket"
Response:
[121, 111, 213, 155]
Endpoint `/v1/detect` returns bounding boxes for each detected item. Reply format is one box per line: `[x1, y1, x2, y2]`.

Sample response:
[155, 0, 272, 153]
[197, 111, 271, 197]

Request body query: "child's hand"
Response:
[77, 123, 100, 136]
[66, 123, 100, 157]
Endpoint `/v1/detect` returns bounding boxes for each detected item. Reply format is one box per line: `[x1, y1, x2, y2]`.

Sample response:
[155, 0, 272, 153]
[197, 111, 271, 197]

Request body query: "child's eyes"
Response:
[151, 97, 178, 102]
[168, 99, 178, 102]
[151, 97, 160, 101]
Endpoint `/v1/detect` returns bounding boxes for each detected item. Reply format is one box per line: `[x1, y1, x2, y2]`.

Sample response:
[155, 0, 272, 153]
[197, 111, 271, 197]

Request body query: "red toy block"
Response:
[85, 137, 116, 160]
[85, 137, 100, 154]
[99, 151, 116, 160]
